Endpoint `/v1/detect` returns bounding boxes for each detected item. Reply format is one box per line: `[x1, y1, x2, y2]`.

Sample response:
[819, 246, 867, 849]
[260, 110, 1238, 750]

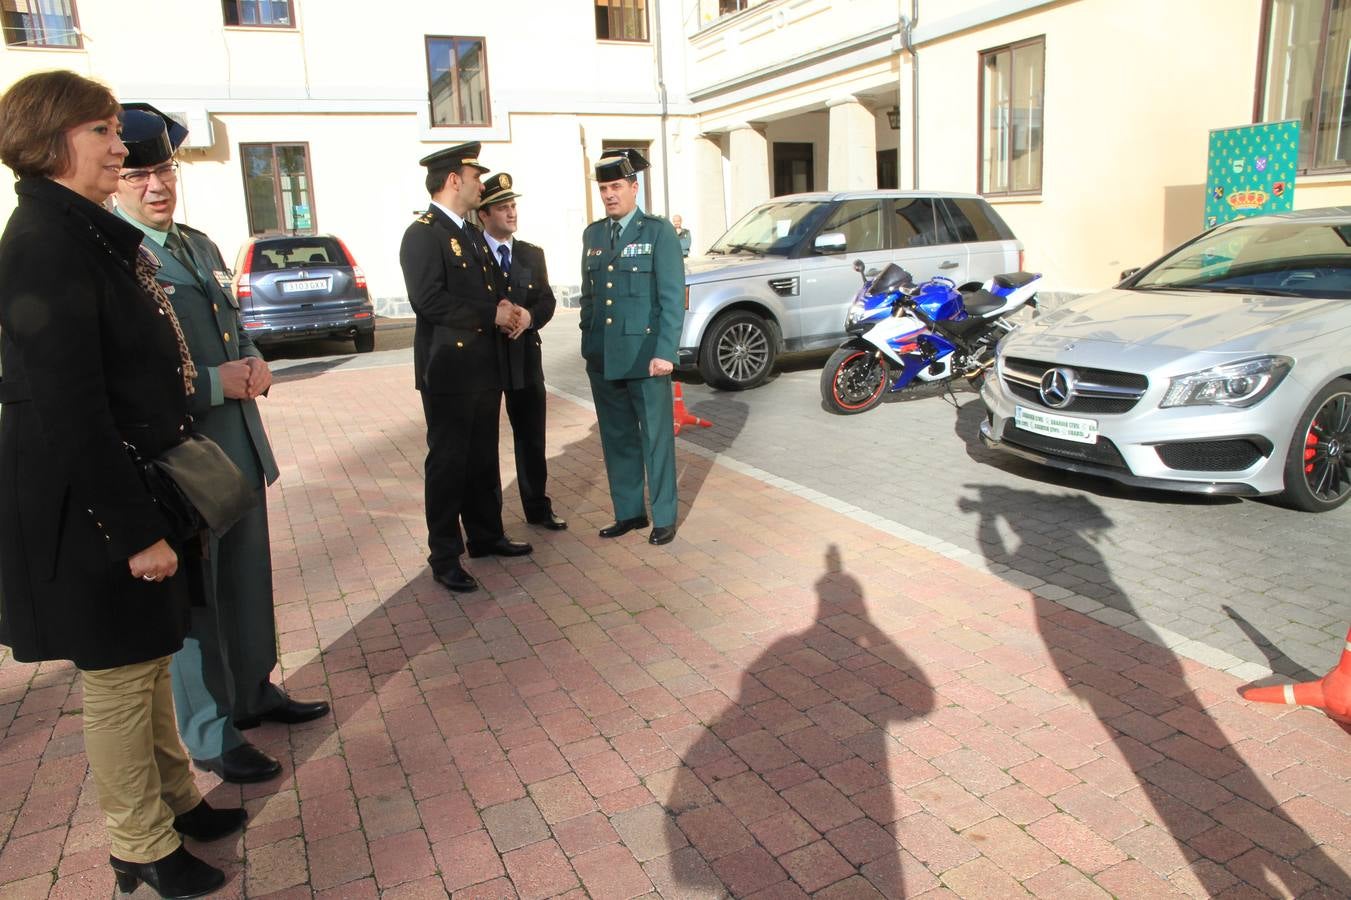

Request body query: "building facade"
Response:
[0, 0, 1345, 308]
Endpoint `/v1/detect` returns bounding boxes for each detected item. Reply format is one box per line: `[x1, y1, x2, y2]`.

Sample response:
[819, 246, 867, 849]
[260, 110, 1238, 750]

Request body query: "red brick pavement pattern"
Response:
[1, 363, 1349, 897]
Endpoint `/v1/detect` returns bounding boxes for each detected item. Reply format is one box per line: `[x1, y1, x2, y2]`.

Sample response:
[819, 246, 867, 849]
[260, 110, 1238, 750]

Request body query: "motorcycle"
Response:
[820, 260, 1042, 415]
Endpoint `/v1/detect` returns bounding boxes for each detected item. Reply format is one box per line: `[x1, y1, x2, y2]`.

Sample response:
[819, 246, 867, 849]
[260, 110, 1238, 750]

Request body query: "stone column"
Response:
[727, 123, 770, 223]
[827, 95, 878, 192]
[689, 134, 727, 255]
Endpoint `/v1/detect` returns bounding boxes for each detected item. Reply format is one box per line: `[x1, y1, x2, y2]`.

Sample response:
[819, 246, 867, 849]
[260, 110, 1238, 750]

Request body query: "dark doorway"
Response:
[773, 142, 814, 196]
[876, 149, 898, 190]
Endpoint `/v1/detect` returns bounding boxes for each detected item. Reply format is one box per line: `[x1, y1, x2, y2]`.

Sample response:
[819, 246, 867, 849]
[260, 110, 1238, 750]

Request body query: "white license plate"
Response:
[281, 278, 329, 294]
[1015, 405, 1099, 444]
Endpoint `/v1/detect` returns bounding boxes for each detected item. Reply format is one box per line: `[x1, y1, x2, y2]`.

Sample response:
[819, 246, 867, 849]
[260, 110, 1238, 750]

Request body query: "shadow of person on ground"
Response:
[1222, 605, 1322, 683]
[653, 545, 937, 897]
[959, 484, 1351, 896]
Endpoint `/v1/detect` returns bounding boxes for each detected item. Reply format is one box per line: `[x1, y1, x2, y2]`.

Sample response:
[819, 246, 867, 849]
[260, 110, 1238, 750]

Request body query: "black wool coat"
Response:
[498, 238, 557, 391]
[399, 205, 507, 395]
[0, 177, 193, 670]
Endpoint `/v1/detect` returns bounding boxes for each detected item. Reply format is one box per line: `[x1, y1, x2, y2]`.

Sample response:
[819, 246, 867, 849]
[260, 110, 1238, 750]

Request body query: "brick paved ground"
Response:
[2, 361, 1350, 898]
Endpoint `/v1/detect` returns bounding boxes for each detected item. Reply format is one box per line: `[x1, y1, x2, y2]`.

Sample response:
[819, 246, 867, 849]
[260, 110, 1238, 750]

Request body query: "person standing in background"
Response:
[578, 148, 685, 546]
[113, 105, 329, 786]
[400, 142, 532, 594]
[478, 172, 566, 531]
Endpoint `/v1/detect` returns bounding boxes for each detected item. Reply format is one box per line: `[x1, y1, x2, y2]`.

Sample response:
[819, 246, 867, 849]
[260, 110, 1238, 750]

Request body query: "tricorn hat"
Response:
[119, 103, 188, 169]
[419, 141, 490, 176]
[479, 172, 521, 208]
[594, 147, 650, 182]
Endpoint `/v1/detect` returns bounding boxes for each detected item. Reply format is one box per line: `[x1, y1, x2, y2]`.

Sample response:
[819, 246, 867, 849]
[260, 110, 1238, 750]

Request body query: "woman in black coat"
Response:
[0, 71, 243, 898]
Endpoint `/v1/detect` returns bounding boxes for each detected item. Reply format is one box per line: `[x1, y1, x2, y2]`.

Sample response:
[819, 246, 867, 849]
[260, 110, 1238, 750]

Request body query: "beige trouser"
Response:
[82, 655, 202, 863]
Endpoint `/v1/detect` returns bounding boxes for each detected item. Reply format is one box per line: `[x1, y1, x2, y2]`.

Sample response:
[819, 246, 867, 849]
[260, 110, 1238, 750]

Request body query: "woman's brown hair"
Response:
[0, 70, 118, 179]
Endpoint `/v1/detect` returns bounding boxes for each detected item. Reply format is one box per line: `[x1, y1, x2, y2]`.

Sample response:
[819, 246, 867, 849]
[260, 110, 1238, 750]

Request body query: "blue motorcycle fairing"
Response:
[888, 332, 957, 392]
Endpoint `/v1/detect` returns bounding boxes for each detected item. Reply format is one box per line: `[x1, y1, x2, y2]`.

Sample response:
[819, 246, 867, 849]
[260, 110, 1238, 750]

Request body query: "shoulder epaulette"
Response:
[416, 211, 435, 225]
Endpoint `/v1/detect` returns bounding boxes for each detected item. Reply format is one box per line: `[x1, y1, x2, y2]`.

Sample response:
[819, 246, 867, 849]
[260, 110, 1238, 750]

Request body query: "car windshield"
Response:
[1132, 219, 1351, 299]
[249, 237, 349, 271]
[707, 200, 831, 256]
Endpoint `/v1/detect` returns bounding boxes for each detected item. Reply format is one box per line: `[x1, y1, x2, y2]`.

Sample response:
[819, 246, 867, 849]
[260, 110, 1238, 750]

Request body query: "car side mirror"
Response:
[814, 232, 847, 253]
[852, 259, 865, 274]
[1119, 266, 1141, 281]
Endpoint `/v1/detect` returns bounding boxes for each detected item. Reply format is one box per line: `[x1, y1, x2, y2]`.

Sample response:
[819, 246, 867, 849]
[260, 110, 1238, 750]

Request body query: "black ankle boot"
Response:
[110, 845, 224, 898]
[173, 799, 247, 842]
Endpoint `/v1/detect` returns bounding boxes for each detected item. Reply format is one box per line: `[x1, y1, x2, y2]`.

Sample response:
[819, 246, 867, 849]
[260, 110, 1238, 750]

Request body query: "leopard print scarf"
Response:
[133, 244, 197, 396]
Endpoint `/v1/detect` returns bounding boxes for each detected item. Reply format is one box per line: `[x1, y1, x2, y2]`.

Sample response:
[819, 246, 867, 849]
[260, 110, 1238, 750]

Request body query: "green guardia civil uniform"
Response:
[579, 207, 685, 527]
[119, 210, 283, 760]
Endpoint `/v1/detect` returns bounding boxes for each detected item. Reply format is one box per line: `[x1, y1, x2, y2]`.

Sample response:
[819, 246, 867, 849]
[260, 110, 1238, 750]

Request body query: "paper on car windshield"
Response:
[775, 220, 791, 238]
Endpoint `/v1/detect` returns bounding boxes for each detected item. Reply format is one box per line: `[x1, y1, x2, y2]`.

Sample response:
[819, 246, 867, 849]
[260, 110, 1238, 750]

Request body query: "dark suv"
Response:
[682, 191, 1023, 389]
[232, 234, 376, 353]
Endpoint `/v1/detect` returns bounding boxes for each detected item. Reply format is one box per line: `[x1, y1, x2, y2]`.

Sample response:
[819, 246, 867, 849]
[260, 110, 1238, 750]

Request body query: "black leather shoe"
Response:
[432, 564, 478, 593]
[527, 512, 568, 531]
[234, 695, 330, 730]
[599, 517, 649, 538]
[467, 537, 533, 558]
[173, 799, 247, 842]
[193, 743, 282, 784]
[111, 845, 225, 898]
[649, 525, 677, 545]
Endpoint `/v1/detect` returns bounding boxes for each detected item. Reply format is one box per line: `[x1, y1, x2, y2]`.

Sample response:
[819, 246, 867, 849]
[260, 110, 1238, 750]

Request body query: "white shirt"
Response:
[430, 200, 465, 230]
[483, 231, 514, 263]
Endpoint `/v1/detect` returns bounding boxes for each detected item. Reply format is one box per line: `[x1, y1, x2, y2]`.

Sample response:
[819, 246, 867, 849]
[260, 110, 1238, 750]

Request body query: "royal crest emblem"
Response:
[500, 174, 512, 189]
[450, 238, 463, 257]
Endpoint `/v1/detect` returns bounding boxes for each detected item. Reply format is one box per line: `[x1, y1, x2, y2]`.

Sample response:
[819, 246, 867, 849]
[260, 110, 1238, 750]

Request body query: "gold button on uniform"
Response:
[605, 317, 612, 325]
[456, 341, 464, 347]
[212, 303, 218, 312]
[605, 299, 612, 306]
[607, 265, 614, 272]
[223, 333, 231, 342]
[606, 282, 613, 289]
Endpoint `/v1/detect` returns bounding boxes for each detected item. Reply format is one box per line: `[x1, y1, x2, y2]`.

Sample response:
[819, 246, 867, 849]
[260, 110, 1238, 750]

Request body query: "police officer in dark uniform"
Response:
[477, 172, 565, 531]
[114, 105, 329, 784]
[400, 142, 531, 593]
[579, 149, 685, 545]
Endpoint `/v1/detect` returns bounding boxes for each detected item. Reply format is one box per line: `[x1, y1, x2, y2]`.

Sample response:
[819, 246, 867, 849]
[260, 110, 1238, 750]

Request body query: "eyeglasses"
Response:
[120, 162, 178, 187]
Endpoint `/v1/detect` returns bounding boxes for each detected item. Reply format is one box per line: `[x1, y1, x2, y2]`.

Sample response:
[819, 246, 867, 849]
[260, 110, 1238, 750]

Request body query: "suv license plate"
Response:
[282, 278, 329, 294]
[1015, 406, 1098, 444]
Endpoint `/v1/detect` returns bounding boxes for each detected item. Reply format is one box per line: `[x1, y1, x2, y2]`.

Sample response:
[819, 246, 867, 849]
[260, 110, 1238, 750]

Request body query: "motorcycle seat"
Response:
[993, 271, 1039, 290]
[962, 289, 1005, 316]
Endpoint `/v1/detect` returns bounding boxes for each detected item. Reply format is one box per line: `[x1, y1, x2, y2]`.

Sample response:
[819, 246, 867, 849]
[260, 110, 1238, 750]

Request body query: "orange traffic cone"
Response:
[1242, 624, 1351, 724]
[672, 383, 712, 436]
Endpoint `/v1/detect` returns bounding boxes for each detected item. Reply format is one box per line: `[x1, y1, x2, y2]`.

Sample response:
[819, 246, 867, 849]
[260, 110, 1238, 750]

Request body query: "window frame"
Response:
[239, 141, 318, 237]
[1, 0, 82, 50]
[1255, 0, 1351, 175]
[424, 34, 492, 128]
[221, 0, 295, 29]
[595, 0, 649, 43]
[977, 35, 1046, 198]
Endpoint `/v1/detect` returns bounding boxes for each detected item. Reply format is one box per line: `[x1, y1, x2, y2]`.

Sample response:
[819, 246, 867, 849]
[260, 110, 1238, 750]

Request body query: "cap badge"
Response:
[500, 174, 511, 189]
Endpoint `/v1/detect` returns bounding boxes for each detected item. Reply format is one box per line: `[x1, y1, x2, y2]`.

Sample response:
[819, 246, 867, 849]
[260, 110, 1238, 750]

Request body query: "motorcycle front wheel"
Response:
[821, 346, 888, 415]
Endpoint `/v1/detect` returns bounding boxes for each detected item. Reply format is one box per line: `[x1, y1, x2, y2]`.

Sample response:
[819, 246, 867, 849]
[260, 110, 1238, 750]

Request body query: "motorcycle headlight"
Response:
[845, 297, 867, 328]
[1159, 356, 1293, 409]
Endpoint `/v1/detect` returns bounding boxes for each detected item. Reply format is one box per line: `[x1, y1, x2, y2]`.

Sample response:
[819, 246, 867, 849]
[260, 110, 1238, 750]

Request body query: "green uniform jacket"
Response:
[579, 209, 685, 380]
[145, 224, 279, 489]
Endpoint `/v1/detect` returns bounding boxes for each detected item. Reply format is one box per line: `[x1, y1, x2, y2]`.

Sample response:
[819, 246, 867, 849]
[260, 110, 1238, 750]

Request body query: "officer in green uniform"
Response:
[114, 106, 328, 784]
[579, 149, 685, 545]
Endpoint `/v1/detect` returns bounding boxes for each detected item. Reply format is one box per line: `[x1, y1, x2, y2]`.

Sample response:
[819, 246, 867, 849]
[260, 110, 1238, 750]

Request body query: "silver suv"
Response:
[679, 191, 1023, 389]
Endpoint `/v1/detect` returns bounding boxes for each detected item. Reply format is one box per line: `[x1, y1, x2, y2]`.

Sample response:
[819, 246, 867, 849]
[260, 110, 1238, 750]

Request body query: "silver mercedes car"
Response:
[980, 208, 1351, 512]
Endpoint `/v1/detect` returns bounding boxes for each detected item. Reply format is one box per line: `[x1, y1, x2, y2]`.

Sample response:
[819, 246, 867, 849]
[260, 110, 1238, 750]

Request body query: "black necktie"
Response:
[497, 243, 511, 276]
[610, 220, 621, 249]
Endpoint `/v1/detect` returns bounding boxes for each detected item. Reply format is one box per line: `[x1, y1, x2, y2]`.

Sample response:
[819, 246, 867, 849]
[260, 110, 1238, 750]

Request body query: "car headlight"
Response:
[1160, 356, 1293, 408]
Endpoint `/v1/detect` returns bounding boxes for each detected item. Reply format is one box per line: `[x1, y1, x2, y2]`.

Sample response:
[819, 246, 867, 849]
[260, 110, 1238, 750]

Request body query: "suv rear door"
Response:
[889, 196, 970, 287]
[940, 198, 1019, 284]
[241, 237, 361, 313]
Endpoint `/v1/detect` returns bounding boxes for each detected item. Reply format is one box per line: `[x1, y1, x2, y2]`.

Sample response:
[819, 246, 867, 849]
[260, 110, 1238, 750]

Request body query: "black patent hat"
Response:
[119, 103, 187, 169]
[479, 172, 521, 207]
[595, 147, 649, 181]
[419, 141, 490, 175]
